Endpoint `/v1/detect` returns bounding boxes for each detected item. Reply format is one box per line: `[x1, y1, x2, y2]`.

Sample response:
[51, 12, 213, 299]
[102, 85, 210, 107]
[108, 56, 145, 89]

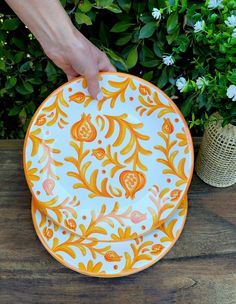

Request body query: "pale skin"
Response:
[5, 0, 116, 99]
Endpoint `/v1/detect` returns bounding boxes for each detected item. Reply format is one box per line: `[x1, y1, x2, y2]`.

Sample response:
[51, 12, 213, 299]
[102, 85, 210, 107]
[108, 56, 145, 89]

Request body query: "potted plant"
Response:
[175, 0, 236, 187]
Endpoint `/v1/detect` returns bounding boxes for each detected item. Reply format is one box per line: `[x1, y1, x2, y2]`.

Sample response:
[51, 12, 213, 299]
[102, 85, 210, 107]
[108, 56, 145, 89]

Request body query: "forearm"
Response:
[5, 0, 75, 51]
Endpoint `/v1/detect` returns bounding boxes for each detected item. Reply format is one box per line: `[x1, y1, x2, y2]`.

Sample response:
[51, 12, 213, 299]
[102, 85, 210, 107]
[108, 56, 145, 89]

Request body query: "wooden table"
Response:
[0, 140, 235, 304]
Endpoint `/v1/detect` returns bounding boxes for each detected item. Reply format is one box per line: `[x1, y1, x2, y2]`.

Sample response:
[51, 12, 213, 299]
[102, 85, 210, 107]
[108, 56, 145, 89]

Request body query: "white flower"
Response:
[232, 28, 236, 38]
[196, 77, 208, 89]
[194, 20, 205, 33]
[152, 8, 162, 20]
[162, 55, 174, 66]
[225, 15, 236, 28]
[227, 85, 236, 101]
[176, 77, 187, 92]
[207, 0, 223, 10]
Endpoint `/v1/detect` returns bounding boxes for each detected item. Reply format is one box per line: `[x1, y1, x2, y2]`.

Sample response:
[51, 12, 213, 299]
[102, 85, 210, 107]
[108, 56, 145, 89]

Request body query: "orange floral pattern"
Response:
[154, 119, 188, 187]
[96, 113, 152, 171]
[176, 128, 190, 154]
[136, 91, 175, 118]
[33, 196, 187, 277]
[29, 128, 63, 180]
[25, 73, 193, 242]
[42, 91, 69, 129]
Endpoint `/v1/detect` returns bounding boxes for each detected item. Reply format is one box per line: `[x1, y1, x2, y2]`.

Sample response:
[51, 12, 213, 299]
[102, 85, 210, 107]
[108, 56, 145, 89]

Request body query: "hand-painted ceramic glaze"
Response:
[24, 72, 194, 241]
[32, 196, 187, 278]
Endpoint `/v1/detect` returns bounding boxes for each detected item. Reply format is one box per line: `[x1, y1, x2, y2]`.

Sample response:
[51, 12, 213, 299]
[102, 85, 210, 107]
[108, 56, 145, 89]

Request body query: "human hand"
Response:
[5, 0, 116, 100]
[44, 29, 116, 99]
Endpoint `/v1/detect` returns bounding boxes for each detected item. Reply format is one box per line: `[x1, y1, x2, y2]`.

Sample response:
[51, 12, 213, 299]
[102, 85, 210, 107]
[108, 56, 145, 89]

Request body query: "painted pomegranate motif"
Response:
[64, 219, 76, 231]
[170, 189, 182, 202]
[104, 250, 122, 262]
[92, 148, 105, 160]
[35, 114, 47, 126]
[69, 92, 85, 103]
[130, 211, 147, 224]
[150, 244, 165, 255]
[162, 118, 174, 134]
[119, 170, 146, 199]
[43, 227, 53, 241]
[71, 113, 97, 142]
[139, 84, 151, 96]
[42, 178, 55, 195]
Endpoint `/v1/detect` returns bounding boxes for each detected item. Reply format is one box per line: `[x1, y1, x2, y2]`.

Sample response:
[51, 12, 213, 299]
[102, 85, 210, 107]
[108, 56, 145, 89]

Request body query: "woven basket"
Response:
[195, 113, 236, 187]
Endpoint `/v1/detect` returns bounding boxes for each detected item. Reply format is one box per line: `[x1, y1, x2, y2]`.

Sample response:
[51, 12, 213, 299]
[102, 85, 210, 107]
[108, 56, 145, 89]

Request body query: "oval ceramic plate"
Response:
[24, 72, 193, 241]
[32, 196, 187, 278]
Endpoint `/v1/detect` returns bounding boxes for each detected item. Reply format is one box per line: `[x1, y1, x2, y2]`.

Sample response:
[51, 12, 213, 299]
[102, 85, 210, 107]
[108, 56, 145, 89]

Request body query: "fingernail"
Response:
[96, 91, 104, 101]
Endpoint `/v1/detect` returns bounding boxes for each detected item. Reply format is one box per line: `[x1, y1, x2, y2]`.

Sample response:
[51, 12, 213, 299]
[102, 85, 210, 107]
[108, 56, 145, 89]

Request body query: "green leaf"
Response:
[153, 41, 163, 58]
[133, 1, 146, 13]
[140, 59, 160, 67]
[198, 94, 207, 109]
[12, 37, 26, 50]
[5, 77, 17, 89]
[117, 0, 131, 12]
[110, 21, 134, 32]
[8, 106, 22, 116]
[167, 12, 178, 34]
[28, 78, 43, 85]
[25, 101, 36, 114]
[181, 95, 195, 116]
[96, 0, 113, 7]
[1, 18, 20, 30]
[139, 14, 153, 24]
[166, 25, 180, 44]
[143, 71, 153, 81]
[99, 22, 110, 47]
[139, 22, 157, 39]
[105, 4, 122, 13]
[115, 33, 132, 46]
[78, 0, 92, 12]
[0, 60, 6, 71]
[19, 61, 33, 73]
[45, 61, 57, 82]
[75, 12, 92, 25]
[127, 46, 138, 69]
[157, 68, 168, 88]
[19, 108, 27, 119]
[16, 82, 33, 95]
[105, 48, 127, 70]
[179, 0, 187, 13]
[14, 52, 25, 63]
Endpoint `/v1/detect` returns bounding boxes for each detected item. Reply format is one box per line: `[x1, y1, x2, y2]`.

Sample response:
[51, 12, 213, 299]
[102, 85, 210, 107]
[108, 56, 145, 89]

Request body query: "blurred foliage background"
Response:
[0, 0, 235, 138]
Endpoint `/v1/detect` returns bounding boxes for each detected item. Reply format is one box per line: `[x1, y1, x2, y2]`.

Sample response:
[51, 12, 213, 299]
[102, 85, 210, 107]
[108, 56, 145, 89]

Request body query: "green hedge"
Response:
[0, 0, 236, 138]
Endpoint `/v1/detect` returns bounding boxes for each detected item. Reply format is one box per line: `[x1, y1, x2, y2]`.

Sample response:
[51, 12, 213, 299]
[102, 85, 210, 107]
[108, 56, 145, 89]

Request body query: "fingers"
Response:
[64, 67, 78, 81]
[98, 52, 116, 72]
[85, 69, 101, 100]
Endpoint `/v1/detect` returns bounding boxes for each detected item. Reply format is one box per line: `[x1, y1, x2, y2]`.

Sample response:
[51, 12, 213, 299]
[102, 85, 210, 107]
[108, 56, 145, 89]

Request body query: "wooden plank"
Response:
[0, 140, 235, 304]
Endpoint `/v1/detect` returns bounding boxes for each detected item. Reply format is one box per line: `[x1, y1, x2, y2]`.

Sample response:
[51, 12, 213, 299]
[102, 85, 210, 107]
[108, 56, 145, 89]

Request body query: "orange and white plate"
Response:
[32, 196, 187, 278]
[24, 72, 193, 241]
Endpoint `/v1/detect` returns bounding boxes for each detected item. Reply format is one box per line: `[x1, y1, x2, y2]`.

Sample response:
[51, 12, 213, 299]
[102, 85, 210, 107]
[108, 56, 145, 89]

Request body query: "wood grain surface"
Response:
[0, 139, 235, 304]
